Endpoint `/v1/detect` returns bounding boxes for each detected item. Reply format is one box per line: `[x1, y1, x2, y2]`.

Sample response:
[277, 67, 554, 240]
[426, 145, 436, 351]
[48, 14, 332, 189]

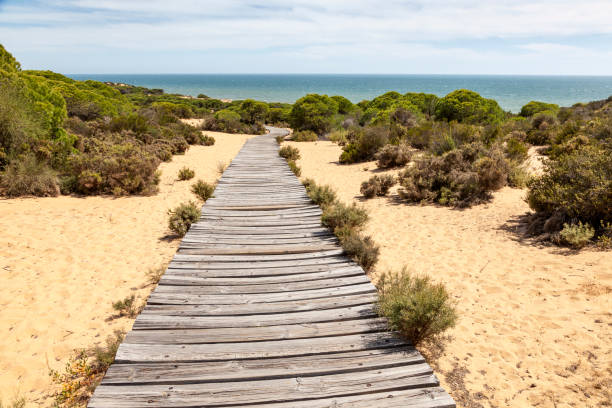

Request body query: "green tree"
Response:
[519, 101, 559, 117]
[239, 99, 269, 124]
[331, 95, 354, 114]
[289, 94, 338, 134]
[435, 89, 505, 124]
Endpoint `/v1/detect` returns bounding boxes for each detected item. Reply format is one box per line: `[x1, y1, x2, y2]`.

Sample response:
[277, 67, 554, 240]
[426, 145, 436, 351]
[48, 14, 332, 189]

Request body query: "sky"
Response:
[1, 0, 612, 75]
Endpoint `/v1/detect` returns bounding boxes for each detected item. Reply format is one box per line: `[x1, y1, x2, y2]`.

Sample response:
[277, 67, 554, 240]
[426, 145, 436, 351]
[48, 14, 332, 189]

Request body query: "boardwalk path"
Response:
[89, 128, 455, 407]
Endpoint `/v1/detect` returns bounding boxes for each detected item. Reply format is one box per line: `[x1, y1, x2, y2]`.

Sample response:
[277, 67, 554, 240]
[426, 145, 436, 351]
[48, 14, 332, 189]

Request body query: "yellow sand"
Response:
[287, 140, 612, 408]
[0, 130, 255, 406]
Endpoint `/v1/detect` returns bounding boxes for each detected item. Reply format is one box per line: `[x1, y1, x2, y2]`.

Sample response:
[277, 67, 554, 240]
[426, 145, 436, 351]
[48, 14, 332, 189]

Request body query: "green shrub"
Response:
[287, 160, 301, 176]
[376, 268, 458, 346]
[303, 179, 337, 207]
[559, 222, 595, 248]
[507, 164, 531, 188]
[340, 126, 388, 164]
[191, 179, 214, 201]
[435, 89, 505, 125]
[199, 134, 215, 146]
[177, 166, 195, 180]
[275, 135, 285, 144]
[237, 99, 269, 124]
[322, 201, 368, 232]
[168, 201, 200, 236]
[289, 93, 338, 134]
[292, 130, 318, 142]
[279, 145, 300, 161]
[112, 294, 139, 317]
[375, 144, 412, 168]
[336, 227, 380, 272]
[520, 101, 559, 117]
[597, 222, 612, 249]
[331, 95, 354, 114]
[0, 154, 59, 197]
[506, 136, 529, 162]
[527, 145, 611, 234]
[360, 174, 396, 198]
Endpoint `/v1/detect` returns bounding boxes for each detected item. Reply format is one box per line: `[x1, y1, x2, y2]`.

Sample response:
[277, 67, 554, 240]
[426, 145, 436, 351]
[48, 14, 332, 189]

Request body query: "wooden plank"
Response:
[101, 347, 423, 383]
[89, 365, 437, 407]
[127, 317, 388, 344]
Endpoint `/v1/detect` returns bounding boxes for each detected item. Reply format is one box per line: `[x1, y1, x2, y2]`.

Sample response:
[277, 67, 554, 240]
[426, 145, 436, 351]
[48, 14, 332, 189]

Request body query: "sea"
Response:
[69, 74, 612, 113]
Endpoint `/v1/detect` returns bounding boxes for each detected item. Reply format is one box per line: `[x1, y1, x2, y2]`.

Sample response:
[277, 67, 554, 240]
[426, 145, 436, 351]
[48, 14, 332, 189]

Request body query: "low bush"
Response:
[520, 101, 559, 117]
[275, 135, 285, 144]
[279, 145, 300, 161]
[50, 330, 124, 406]
[216, 160, 227, 175]
[328, 129, 348, 145]
[199, 134, 215, 146]
[287, 160, 301, 176]
[0, 154, 60, 197]
[376, 268, 458, 346]
[168, 201, 200, 236]
[527, 145, 611, 241]
[303, 178, 337, 207]
[177, 166, 195, 180]
[507, 164, 531, 188]
[559, 222, 595, 248]
[336, 227, 380, 272]
[340, 126, 388, 164]
[321, 201, 368, 232]
[398, 144, 509, 207]
[191, 179, 214, 201]
[375, 144, 412, 168]
[292, 130, 318, 142]
[112, 295, 139, 317]
[505, 136, 529, 162]
[360, 174, 396, 198]
[145, 265, 166, 285]
[597, 222, 612, 249]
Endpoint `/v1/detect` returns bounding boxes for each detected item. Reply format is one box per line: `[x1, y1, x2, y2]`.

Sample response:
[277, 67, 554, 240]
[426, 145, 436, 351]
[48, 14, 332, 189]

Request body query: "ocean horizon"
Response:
[68, 74, 612, 113]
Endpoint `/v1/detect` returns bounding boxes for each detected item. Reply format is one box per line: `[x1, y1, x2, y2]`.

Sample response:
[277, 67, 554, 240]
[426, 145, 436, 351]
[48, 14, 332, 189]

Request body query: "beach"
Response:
[286, 140, 612, 408]
[0, 129, 256, 405]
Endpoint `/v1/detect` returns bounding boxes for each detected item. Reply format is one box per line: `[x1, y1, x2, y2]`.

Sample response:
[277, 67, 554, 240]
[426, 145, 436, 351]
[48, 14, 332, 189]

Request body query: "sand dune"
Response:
[0, 130, 255, 406]
[287, 140, 611, 408]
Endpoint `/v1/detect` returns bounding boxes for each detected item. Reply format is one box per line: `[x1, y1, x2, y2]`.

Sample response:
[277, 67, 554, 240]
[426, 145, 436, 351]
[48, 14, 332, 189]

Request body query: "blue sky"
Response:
[1, 0, 612, 74]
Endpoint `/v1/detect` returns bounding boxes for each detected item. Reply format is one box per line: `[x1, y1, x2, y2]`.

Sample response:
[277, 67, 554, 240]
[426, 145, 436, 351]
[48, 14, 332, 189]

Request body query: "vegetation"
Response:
[303, 178, 337, 207]
[361, 174, 396, 198]
[191, 179, 214, 201]
[168, 201, 200, 236]
[200, 134, 215, 146]
[287, 160, 301, 176]
[278, 145, 300, 161]
[292, 130, 318, 142]
[289, 94, 338, 135]
[112, 295, 139, 317]
[377, 268, 458, 346]
[177, 166, 195, 180]
[0, 396, 26, 408]
[50, 330, 124, 407]
[375, 143, 412, 168]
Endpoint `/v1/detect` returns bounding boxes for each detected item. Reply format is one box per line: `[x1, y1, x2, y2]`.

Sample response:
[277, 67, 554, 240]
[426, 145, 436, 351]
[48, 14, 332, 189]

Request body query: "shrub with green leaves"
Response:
[289, 93, 339, 134]
[279, 145, 300, 161]
[322, 201, 368, 232]
[287, 160, 301, 176]
[0, 154, 59, 197]
[112, 294, 139, 317]
[376, 268, 458, 346]
[168, 201, 200, 236]
[191, 179, 214, 201]
[340, 126, 388, 164]
[177, 166, 195, 180]
[360, 174, 396, 198]
[520, 101, 559, 117]
[559, 222, 595, 248]
[527, 145, 611, 242]
[199, 134, 215, 146]
[336, 227, 380, 272]
[303, 178, 337, 207]
[292, 130, 318, 142]
[328, 129, 348, 145]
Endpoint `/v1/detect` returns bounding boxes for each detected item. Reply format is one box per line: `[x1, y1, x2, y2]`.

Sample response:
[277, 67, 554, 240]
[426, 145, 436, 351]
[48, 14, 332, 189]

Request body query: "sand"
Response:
[286, 140, 611, 408]
[0, 129, 256, 406]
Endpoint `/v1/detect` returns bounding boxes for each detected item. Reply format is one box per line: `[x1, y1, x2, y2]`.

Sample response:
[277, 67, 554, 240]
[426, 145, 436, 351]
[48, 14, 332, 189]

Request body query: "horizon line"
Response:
[64, 72, 612, 77]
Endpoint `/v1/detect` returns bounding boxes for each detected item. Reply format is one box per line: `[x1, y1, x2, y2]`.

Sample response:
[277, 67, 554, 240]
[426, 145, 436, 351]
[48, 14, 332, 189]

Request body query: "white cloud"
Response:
[1, 0, 612, 73]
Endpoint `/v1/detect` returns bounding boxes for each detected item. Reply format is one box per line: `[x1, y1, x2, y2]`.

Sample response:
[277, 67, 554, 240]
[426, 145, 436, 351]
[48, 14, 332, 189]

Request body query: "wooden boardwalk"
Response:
[89, 128, 455, 407]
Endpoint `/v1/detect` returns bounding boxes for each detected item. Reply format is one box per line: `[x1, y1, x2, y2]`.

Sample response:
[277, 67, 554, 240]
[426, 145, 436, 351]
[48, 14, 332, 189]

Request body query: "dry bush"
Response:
[177, 166, 195, 180]
[375, 144, 412, 168]
[199, 134, 215, 146]
[287, 160, 301, 176]
[191, 179, 214, 201]
[339, 126, 388, 164]
[168, 201, 200, 236]
[0, 154, 59, 197]
[361, 174, 396, 198]
[50, 330, 124, 407]
[336, 227, 380, 272]
[559, 222, 595, 248]
[376, 268, 458, 346]
[112, 294, 139, 317]
[275, 135, 285, 144]
[279, 145, 300, 161]
[216, 160, 227, 175]
[292, 130, 318, 142]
